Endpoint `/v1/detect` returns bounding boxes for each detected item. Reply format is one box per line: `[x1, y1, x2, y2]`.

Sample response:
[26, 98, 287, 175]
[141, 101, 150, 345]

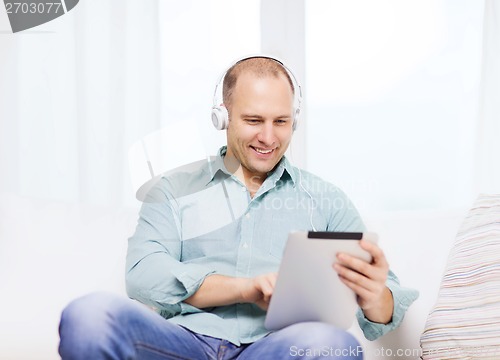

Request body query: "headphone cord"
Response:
[297, 165, 317, 232]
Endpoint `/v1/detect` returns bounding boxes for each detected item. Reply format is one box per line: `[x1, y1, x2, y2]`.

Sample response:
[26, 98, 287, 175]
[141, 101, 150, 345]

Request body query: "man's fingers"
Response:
[359, 240, 388, 268]
[269, 272, 278, 288]
[337, 252, 371, 275]
[338, 274, 372, 303]
[336, 242, 389, 282]
[334, 263, 377, 293]
[256, 273, 278, 301]
[246, 273, 277, 309]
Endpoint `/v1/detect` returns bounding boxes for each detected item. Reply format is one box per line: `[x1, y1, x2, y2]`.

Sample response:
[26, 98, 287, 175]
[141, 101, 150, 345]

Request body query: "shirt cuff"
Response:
[357, 276, 419, 341]
[172, 264, 217, 315]
[170, 263, 216, 301]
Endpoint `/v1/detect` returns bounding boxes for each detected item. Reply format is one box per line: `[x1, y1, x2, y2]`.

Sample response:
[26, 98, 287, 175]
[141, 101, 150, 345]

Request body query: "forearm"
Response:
[184, 274, 247, 308]
[185, 272, 276, 309]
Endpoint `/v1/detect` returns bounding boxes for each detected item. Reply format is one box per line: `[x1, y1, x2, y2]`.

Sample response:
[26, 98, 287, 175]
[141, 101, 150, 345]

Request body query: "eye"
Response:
[245, 118, 261, 124]
[275, 119, 288, 125]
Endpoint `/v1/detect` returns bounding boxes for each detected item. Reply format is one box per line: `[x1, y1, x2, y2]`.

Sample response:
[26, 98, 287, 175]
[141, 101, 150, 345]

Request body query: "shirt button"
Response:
[243, 243, 248, 249]
[245, 213, 250, 219]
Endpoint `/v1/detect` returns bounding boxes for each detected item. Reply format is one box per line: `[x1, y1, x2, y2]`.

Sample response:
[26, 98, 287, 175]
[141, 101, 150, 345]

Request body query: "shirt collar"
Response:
[205, 146, 297, 186]
[268, 155, 297, 186]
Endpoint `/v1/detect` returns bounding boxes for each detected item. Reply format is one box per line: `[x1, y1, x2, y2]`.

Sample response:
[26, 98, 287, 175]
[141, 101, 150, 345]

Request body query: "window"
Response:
[305, 0, 484, 211]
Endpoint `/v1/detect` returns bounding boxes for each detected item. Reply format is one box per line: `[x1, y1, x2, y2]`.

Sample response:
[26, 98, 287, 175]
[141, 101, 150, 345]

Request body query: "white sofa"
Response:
[353, 209, 467, 359]
[0, 192, 468, 359]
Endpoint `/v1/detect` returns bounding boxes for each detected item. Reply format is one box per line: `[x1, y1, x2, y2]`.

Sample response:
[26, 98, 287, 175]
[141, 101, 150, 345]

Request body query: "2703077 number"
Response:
[5, 2, 63, 14]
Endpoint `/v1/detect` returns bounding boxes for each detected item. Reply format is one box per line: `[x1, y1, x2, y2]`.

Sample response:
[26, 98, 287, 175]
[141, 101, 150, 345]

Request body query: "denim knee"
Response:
[58, 291, 134, 360]
[283, 322, 362, 359]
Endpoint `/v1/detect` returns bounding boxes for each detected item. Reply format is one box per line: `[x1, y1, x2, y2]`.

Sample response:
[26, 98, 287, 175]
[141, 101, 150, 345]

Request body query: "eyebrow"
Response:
[241, 114, 292, 119]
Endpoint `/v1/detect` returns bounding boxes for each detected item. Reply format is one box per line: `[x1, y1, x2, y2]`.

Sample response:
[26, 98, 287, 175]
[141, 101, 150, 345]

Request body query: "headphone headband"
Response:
[211, 55, 302, 131]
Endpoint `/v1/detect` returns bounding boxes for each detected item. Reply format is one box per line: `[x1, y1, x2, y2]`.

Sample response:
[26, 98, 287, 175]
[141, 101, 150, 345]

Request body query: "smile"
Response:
[252, 147, 274, 154]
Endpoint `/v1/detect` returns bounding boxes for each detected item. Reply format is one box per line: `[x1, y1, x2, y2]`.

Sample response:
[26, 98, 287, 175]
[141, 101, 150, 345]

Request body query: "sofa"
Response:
[0, 191, 469, 359]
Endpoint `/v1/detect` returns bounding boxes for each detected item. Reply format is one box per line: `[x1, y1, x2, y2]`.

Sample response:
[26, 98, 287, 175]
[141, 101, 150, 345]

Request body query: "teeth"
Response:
[255, 148, 273, 154]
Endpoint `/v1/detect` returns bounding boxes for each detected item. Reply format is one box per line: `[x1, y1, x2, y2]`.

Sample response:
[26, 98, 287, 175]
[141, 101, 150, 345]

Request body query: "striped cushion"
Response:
[420, 194, 500, 359]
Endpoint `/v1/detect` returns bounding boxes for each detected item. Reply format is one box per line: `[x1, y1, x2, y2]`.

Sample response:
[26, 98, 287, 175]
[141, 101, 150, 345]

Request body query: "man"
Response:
[59, 57, 418, 359]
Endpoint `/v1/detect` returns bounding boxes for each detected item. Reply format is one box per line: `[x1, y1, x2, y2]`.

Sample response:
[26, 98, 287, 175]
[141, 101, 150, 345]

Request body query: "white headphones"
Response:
[211, 56, 303, 131]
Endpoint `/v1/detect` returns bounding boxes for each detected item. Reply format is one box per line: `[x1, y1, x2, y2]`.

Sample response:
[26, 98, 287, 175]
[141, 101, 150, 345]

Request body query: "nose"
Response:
[257, 121, 275, 146]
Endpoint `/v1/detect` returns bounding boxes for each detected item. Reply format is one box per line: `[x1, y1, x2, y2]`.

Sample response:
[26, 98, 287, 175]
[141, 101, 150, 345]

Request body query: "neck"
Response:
[243, 170, 266, 198]
[223, 154, 266, 197]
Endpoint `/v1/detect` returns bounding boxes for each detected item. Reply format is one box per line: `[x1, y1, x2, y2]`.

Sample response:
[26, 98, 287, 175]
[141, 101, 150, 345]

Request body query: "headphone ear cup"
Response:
[211, 106, 229, 130]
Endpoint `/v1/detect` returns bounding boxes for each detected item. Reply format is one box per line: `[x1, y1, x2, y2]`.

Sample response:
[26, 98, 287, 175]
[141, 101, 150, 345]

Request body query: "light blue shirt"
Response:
[126, 146, 418, 345]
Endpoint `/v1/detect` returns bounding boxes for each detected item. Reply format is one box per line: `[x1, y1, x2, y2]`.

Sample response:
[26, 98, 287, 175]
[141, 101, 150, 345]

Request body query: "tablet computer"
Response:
[264, 231, 378, 331]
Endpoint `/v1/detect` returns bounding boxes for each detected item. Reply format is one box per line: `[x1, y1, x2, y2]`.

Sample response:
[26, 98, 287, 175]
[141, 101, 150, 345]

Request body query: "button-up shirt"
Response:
[126, 146, 418, 345]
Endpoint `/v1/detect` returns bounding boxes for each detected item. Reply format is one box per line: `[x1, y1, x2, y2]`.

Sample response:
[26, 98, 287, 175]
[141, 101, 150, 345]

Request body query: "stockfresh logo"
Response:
[3, 0, 79, 33]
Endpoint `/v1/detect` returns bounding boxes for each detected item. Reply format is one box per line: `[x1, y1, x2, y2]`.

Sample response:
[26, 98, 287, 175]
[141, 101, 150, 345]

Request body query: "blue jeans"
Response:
[58, 292, 363, 360]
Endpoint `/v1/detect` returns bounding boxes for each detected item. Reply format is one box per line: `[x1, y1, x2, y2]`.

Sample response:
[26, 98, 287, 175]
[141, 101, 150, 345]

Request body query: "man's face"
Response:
[225, 71, 294, 183]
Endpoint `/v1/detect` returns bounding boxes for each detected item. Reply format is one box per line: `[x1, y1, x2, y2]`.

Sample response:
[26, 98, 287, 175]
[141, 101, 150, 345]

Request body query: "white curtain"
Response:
[0, 3, 261, 358]
[476, 0, 500, 194]
[0, 0, 261, 208]
[0, 0, 162, 208]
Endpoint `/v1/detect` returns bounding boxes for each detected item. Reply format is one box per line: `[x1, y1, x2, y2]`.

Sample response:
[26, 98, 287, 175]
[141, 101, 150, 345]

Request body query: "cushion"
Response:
[420, 194, 500, 359]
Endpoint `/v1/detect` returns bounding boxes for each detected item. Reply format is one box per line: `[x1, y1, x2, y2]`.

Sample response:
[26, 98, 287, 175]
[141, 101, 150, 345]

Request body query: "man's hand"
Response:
[333, 239, 394, 324]
[239, 273, 278, 310]
[185, 273, 277, 310]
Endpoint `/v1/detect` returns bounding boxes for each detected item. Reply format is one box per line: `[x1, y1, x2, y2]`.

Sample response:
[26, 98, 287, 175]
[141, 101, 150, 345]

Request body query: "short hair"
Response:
[222, 57, 294, 109]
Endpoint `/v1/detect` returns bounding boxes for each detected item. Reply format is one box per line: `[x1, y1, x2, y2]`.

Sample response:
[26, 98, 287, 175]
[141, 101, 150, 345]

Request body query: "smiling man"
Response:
[58, 57, 418, 360]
